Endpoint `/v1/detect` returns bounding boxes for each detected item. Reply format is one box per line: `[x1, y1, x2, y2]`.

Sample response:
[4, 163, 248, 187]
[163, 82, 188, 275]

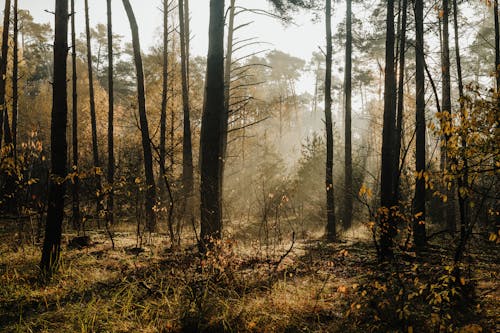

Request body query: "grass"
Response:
[0, 224, 498, 332]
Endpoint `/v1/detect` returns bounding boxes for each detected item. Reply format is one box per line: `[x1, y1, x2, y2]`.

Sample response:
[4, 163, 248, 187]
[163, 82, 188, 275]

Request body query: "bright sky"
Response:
[5, 1, 323, 60]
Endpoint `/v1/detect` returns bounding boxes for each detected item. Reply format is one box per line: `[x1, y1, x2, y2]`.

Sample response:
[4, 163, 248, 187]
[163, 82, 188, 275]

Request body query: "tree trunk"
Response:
[179, 0, 194, 237]
[343, 0, 353, 231]
[84, 0, 103, 216]
[413, 0, 426, 250]
[379, 0, 397, 259]
[106, 0, 115, 227]
[441, 0, 456, 233]
[40, 0, 69, 277]
[222, 0, 236, 165]
[12, 0, 18, 161]
[0, 0, 11, 148]
[160, 0, 175, 245]
[122, 0, 157, 232]
[325, 0, 336, 242]
[495, 0, 500, 98]
[394, 0, 407, 201]
[200, 0, 225, 244]
[70, 0, 80, 232]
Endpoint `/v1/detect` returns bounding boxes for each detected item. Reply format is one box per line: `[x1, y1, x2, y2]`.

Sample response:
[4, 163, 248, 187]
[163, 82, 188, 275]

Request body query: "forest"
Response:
[0, 0, 498, 332]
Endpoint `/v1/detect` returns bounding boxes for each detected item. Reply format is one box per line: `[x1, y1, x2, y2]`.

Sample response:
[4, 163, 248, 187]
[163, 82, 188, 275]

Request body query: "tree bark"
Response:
[40, 0, 69, 277]
[0, 0, 11, 148]
[343, 0, 353, 231]
[200, 0, 225, 244]
[12, 0, 18, 160]
[413, 0, 426, 250]
[495, 0, 500, 98]
[441, 0, 456, 233]
[122, 0, 157, 232]
[379, 0, 397, 259]
[84, 0, 103, 216]
[106, 0, 115, 227]
[179, 0, 194, 236]
[394, 0, 407, 201]
[325, 0, 336, 242]
[70, 0, 80, 232]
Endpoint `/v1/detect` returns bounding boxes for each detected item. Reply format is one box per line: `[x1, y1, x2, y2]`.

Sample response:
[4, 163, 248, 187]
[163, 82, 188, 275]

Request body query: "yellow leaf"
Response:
[408, 327, 413, 333]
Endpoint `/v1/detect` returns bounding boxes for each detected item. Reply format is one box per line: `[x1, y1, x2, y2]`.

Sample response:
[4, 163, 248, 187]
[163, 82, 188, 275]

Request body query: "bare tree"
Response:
[413, 0, 426, 250]
[200, 0, 225, 244]
[343, 0, 353, 230]
[40, 0, 69, 277]
[0, 0, 11, 148]
[106, 0, 115, 227]
[70, 0, 80, 231]
[122, 0, 157, 232]
[325, 0, 336, 242]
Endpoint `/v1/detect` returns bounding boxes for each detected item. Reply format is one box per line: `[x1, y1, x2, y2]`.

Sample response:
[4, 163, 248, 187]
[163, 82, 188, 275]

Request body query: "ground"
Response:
[0, 224, 498, 332]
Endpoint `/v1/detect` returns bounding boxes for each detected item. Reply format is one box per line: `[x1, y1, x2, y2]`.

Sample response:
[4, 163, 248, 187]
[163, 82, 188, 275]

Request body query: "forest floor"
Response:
[0, 224, 498, 332]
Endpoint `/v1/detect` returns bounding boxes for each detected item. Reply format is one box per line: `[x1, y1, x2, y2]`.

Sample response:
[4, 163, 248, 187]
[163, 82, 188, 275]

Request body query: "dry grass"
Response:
[0, 227, 498, 333]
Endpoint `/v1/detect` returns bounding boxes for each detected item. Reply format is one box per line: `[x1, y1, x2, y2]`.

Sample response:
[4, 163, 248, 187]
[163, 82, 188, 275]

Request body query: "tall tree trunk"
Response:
[495, 0, 500, 98]
[325, 0, 336, 242]
[453, 0, 468, 242]
[0, 0, 11, 148]
[106, 0, 114, 226]
[122, 0, 157, 232]
[179, 0, 194, 237]
[200, 0, 225, 244]
[12, 0, 18, 161]
[222, 0, 236, 164]
[84, 0, 103, 216]
[379, 0, 397, 259]
[343, 0, 353, 231]
[160, 0, 175, 244]
[40, 0, 69, 277]
[394, 0, 407, 200]
[413, 0, 426, 250]
[70, 0, 80, 232]
[441, 0, 456, 233]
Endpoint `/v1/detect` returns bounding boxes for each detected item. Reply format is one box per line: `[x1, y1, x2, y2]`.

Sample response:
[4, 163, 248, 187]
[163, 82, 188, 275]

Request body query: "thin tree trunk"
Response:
[160, 0, 175, 245]
[379, 0, 397, 259]
[453, 0, 468, 242]
[394, 0, 407, 201]
[40, 0, 69, 277]
[325, 0, 336, 242]
[84, 0, 103, 216]
[495, 0, 500, 98]
[179, 0, 194, 238]
[200, 0, 225, 244]
[106, 0, 114, 227]
[441, 0, 456, 233]
[70, 0, 80, 232]
[222, 0, 236, 163]
[122, 0, 157, 232]
[413, 0, 426, 250]
[0, 0, 11, 148]
[343, 0, 353, 231]
[12, 0, 18, 161]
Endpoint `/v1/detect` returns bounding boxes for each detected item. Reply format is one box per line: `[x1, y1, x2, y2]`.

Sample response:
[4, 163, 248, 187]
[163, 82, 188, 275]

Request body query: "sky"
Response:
[5, 1, 323, 62]
[1, 0, 331, 93]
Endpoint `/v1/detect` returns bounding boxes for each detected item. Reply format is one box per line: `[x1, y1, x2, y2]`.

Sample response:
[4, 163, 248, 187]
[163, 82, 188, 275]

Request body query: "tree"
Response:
[325, 0, 336, 242]
[12, 0, 19, 160]
[413, 0, 426, 250]
[40, 0, 69, 277]
[495, 0, 499, 101]
[70, 0, 80, 231]
[343, 0, 353, 230]
[122, 0, 157, 232]
[394, 0, 408, 200]
[106, 0, 115, 227]
[199, 0, 225, 244]
[0, 0, 11, 148]
[222, 0, 236, 163]
[379, 0, 397, 260]
[179, 0, 194, 234]
[84, 0, 103, 216]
